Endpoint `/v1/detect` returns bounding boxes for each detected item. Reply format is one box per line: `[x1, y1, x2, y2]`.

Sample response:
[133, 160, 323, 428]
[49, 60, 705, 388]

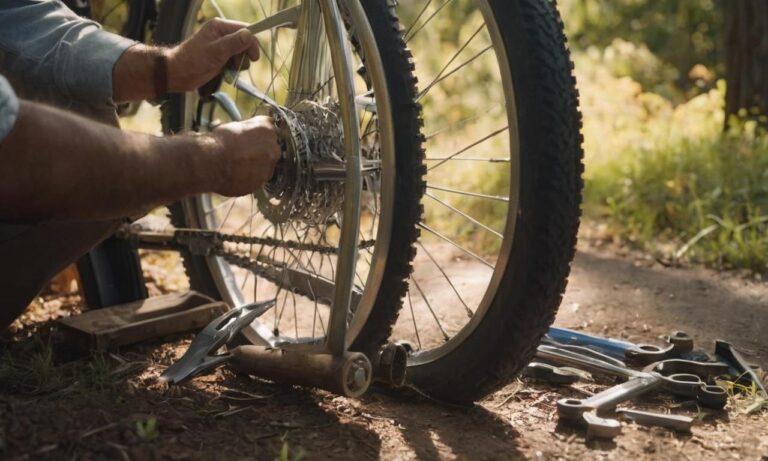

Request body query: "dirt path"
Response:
[1, 242, 767, 460]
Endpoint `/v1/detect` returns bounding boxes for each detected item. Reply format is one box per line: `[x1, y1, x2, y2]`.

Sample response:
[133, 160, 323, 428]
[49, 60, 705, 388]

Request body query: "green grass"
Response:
[582, 73, 768, 273]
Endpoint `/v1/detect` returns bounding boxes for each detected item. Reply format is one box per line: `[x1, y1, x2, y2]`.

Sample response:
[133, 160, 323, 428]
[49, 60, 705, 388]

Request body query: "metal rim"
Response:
[394, 0, 521, 366]
[176, 0, 395, 349]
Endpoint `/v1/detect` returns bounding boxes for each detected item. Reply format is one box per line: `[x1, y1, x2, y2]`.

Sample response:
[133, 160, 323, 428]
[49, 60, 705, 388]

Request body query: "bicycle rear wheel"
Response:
[155, 0, 424, 357]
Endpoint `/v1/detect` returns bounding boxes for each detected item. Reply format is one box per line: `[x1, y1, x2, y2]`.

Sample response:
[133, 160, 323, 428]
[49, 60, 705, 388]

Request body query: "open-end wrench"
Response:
[547, 327, 694, 366]
[524, 362, 581, 385]
[617, 409, 693, 433]
[540, 345, 729, 408]
[538, 345, 728, 437]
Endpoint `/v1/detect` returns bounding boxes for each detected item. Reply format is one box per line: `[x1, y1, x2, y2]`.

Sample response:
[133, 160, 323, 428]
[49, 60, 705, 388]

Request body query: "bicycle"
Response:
[68, 0, 583, 404]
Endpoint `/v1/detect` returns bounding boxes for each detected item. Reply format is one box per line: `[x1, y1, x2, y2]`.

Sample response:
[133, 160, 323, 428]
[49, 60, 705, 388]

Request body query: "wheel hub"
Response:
[256, 101, 347, 225]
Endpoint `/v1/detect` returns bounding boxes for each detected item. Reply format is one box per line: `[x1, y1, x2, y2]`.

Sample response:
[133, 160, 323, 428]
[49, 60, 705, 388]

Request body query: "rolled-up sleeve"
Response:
[0, 75, 20, 142]
[0, 0, 137, 106]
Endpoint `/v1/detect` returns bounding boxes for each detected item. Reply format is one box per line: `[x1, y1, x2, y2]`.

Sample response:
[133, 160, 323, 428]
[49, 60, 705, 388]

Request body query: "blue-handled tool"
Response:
[547, 327, 635, 359]
[547, 327, 694, 366]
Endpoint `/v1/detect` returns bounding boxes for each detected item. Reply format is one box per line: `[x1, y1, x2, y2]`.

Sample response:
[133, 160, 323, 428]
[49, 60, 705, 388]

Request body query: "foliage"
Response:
[558, 0, 723, 87]
[582, 73, 768, 272]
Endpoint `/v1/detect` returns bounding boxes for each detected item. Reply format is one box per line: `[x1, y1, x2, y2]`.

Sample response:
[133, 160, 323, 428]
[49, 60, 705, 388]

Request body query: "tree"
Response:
[724, 1, 768, 126]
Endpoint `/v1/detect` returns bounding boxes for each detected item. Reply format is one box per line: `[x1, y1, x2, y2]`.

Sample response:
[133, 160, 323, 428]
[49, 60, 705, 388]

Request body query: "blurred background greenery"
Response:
[403, 0, 768, 273]
[559, 0, 768, 273]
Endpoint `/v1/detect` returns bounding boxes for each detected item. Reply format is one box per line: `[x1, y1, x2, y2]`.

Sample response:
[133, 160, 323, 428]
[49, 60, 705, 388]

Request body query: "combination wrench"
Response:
[537, 345, 728, 438]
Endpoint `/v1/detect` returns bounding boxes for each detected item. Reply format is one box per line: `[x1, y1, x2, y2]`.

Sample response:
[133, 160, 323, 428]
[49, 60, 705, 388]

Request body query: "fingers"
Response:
[205, 17, 251, 36]
[213, 29, 260, 63]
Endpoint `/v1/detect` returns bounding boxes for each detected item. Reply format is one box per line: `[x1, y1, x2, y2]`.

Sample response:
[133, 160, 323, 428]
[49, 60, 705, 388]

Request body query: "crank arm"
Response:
[160, 300, 275, 384]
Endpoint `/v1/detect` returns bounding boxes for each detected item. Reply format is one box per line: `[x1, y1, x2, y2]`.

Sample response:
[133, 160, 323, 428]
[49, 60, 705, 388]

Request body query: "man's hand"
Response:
[167, 18, 260, 93]
[113, 19, 259, 102]
[209, 116, 282, 197]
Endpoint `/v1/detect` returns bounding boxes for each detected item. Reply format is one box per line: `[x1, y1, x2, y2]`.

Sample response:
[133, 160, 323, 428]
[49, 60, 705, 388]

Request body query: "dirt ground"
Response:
[1, 232, 767, 460]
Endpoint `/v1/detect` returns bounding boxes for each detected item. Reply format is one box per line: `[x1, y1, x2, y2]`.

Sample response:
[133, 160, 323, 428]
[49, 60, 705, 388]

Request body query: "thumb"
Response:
[213, 29, 257, 59]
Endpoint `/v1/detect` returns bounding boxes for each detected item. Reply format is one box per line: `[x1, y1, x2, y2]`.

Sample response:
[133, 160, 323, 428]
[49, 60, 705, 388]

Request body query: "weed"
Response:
[135, 416, 159, 442]
[275, 435, 304, 461]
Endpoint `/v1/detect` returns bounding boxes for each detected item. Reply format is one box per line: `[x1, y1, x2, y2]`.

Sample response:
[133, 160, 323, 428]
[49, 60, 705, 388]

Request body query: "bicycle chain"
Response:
[122, 225, 374, 304]
[172, 228, 375, 256]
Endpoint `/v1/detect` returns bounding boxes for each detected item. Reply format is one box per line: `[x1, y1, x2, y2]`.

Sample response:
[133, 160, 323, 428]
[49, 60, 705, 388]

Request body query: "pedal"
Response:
[160, 300, 275, 384]
[57, 291, 228, 352]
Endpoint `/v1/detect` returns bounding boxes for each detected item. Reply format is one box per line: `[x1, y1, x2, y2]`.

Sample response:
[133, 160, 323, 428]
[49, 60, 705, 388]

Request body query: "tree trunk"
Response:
[724, 0, 768, 128]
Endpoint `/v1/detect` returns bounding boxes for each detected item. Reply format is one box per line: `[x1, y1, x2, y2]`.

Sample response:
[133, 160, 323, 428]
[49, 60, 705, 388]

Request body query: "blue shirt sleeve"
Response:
[0, 0, 137, 107]
[0, 75, 19, 143]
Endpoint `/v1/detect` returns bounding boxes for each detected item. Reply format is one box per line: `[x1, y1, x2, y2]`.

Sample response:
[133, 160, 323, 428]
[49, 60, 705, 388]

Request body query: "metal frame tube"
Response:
[318, 0, 363, 356]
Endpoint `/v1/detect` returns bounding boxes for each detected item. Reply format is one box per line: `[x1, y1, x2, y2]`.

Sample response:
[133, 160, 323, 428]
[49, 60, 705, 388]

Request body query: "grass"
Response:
[135, 416, 159, 443]
[579, 50, 768, 273]
[0, 337, 118, 397]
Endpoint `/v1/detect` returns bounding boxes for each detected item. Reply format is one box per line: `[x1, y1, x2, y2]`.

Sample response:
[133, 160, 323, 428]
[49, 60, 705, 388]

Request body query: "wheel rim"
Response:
[391, 1, 521, 366]
[175, 0, 395, 348]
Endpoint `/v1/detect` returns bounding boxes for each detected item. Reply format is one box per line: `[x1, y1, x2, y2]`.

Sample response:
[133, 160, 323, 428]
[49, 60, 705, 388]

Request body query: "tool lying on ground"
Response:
[529, 329, 768, 440]
[547, 326, 694, 366]
[715, 340, 768, 399]
[537, 344, 728, 438]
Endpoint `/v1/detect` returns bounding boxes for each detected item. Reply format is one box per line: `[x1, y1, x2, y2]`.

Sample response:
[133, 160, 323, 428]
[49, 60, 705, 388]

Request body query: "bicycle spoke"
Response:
[426, 103, 504, 140]
[427, 126, 509, 171]
[406, 290, 423, 350]
[425, 157, 510, 163]
[417, 222, 494, 269]
[417, 45, 494, 101]
[405, 0, 454, 44]
[410, 275, 450, 342]
[425, 192, 503, 239]
[418, 24, 485, 99]
[416, 240, 473, 318]
[427, 184, 509, 203]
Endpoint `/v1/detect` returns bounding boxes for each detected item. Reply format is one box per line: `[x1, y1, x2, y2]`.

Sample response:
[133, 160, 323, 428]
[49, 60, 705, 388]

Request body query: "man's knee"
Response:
[0, 219, 121, 329]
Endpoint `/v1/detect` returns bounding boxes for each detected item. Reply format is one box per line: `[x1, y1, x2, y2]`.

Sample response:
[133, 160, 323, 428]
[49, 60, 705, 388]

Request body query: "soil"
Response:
[1, 232, 767, 460]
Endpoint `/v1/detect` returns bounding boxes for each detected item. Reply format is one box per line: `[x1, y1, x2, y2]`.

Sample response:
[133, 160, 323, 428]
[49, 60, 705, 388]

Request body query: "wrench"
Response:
[540, 345, 729, 408]
[547, 327, 694, 366]
[524, 362, 581, 385]
[538, 345, 728, 437]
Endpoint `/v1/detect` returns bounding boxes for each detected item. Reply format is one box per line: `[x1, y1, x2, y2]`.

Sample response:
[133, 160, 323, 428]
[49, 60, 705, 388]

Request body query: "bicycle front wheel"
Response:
[388, 0, 584, 403]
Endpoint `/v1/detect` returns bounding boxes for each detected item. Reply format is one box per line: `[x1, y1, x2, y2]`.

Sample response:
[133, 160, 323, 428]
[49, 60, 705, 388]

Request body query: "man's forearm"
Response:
[112, 44, 165, 103]
[0, 100, 219, 222]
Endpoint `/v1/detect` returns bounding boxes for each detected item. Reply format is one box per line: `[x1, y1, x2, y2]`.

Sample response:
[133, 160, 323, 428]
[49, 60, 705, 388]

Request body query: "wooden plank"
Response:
[57, 291, 228, 352]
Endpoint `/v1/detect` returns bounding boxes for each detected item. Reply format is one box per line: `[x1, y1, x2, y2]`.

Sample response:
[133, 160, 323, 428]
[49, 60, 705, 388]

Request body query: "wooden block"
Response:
[57, 291, 228, 352]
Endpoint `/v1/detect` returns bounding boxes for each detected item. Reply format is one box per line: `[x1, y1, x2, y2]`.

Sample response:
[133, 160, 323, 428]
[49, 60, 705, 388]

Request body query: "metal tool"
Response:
[540, 338, 627, 368]
[617, 409, 693, 433]
[715, 340, 768, 398]
[547, 327, 694, 366]
[524, 362, 581, 385]
[643, 359, 729, 408]
[540, 345, 729, 409]
[538, 344, 728, 438]
[160, 300, 275, 384]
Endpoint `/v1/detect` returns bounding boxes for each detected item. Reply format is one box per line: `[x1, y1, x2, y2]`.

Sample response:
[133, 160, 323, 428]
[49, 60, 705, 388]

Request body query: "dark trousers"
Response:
[0, 102, 124, 329]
